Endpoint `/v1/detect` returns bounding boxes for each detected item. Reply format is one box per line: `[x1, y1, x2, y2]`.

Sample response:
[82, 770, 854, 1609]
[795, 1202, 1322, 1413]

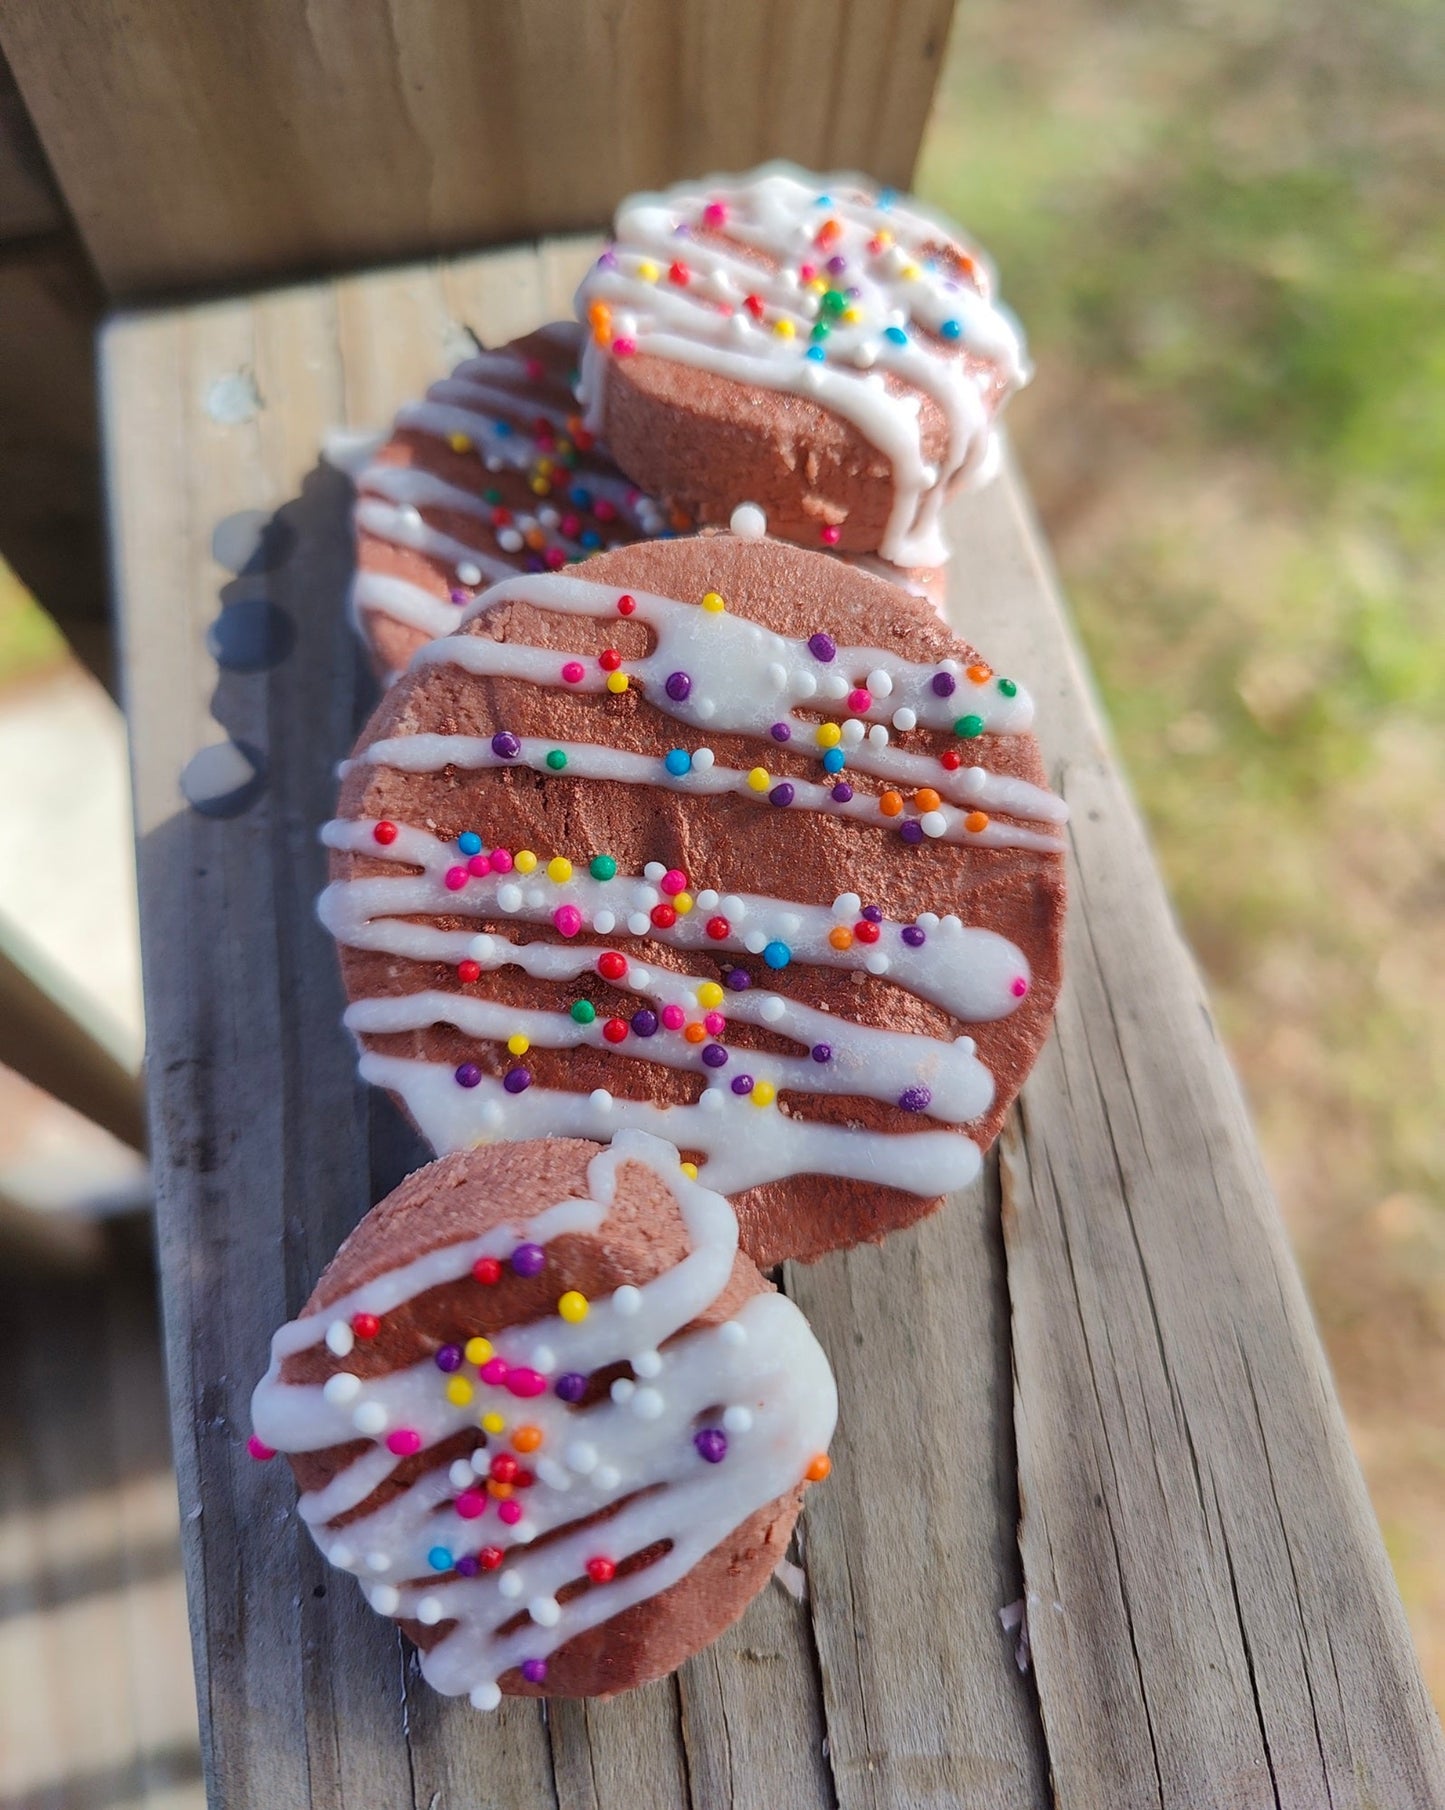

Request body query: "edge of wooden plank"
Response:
[952, 469, 1445, 1808]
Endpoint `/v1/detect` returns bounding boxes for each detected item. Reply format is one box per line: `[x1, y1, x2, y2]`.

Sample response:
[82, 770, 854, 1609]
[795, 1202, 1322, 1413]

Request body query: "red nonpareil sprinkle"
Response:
[705, 915, 731, 941]
[458, 959, 481, 983]
[940, 749, 963, 771]
[586, 1555, 616, 1583]
[616, 593, 636, 615]
[602, 1018, 629, 1044]
[820, 524, 842, 546]
[668, 260, 690, 285]
[373, 821, 398, 846]
[650, 903, 677, 929]
[598, 648, 622, 672]
[472, 1256, 503, 1286]
[490, 1452, 519, 1484]
[854, 920, 881, 945]
[744, 294, 765, 321]
[351, 1312, 381, 1339]
[597, 950, 628, 981]
[478, 1546, 504, 1571]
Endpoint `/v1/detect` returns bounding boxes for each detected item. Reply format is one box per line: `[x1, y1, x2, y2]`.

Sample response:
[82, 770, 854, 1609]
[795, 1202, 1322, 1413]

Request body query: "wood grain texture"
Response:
[102, 242, 1445, 1809]
[0, 1226, 203, 1808]
[5, 0, 956, 299]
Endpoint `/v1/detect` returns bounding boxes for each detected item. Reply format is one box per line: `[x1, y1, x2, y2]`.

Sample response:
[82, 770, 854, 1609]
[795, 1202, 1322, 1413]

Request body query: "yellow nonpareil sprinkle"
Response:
[546, 856, 572, 883]
[772, 318, 796, 339]
[751, 1081, 777, 1107]
[605, 671, 629, 694]
[507, 1033, 530, 1057]
[747, 767, 770, 792]
[680, 1161, 699, 1180]
[481, 1411, 506, 1435]
[673, 892, 694, 914]
[816, 722, 842, 749]
[514, 850, 538, 874]
[448, 432, 472, 454]
[637, 260, 660, 281]
[557, 1291, 589, 1324]
[446, 1378, 474, 1407]
[465, 1337, 493, 1365]
[700, 591, 726, 613]
[696, 982, 724, 1009]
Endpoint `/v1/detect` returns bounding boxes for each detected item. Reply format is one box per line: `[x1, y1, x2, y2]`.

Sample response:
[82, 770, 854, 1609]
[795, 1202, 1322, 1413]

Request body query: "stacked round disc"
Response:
[321, 533, 1066, 1266]
[352, 322, 676, 681]
[250, 1133, 835, 1705]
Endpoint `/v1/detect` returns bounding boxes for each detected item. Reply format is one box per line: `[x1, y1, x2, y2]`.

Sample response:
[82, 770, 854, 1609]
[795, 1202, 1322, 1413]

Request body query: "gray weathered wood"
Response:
[0, 1228, 203, 1808]
[103, 242, 1445, 1810]
[951, 475, 1445, 1809]
[6, 0, 956, 298]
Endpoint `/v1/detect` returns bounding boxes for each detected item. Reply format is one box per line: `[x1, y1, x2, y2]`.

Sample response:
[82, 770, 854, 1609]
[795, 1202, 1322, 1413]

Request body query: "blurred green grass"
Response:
[919, 0, 1445, 1706]
[0, 558, 66, 690]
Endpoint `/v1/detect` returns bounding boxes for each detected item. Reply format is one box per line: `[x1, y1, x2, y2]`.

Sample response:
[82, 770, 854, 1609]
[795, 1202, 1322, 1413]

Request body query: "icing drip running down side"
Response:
[250, 1132, 838, 1707]
[575, 163, 1029, 565]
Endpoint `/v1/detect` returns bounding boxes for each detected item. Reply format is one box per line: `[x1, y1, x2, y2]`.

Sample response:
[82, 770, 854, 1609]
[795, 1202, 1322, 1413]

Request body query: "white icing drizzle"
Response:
[321, 820, 1027, 1022]
[354, 728, 1062, 853]
[319, 815, 1023, 1195]
[250, 1133, 837, 1706]
[575, 163, 1029, 565]
[390, 571, 1066, 850]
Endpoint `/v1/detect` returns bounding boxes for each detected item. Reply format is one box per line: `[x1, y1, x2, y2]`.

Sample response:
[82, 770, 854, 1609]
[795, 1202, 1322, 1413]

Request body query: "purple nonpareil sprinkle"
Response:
[899, 820, 925, 845]
[491, 731, 521, 759]
[694, 1428, 728, 1463]
[724, 968, 752, 991]
[901, 925, 927, 947]
[701, 1044, 729, 1068]
[899, 1085, 933, 1113]
[665, 671, 692, 702]
[931, 672, 957, 698]
[434, 1345, 463, 1373]
[554, 1372, 587, 1402]
[831, 781, 853, 803]
[511, 1242, 546, 1278]
[807, 633, 836, 662]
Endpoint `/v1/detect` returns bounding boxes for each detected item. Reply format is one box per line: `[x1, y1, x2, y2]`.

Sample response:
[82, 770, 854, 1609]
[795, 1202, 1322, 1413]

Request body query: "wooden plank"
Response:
[3, 0, 954, 298]
[0, 915, 146, 1154]
[0, 1229, 203, 1809]
[0, 47, 62, 241]
[102, 242, 1444, 1810]
[949, 472, 1445, 1808]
